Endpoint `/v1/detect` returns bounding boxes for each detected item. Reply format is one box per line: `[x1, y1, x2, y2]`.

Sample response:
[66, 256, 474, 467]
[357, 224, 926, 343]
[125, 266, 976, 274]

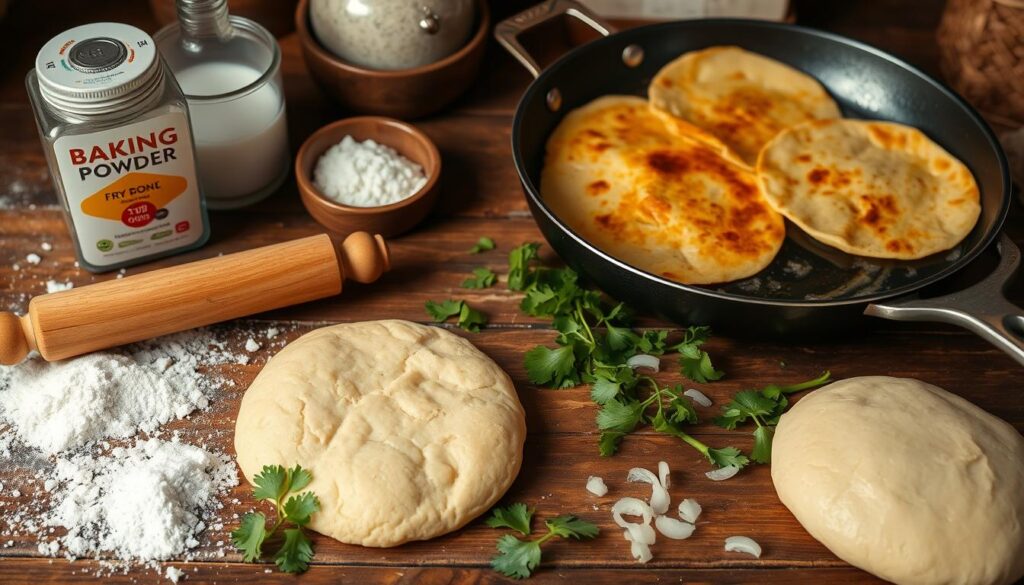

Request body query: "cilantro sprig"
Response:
[231, 464, 320, 573]
[508, 243, 743, 467]
[486, 504, 599, 579]
[671, 326, 723, 383]
[469, 236, 496, 254]
[463, 267, 497, 289]
[425, 299, 488, 332]
[714, 371, 832, 463]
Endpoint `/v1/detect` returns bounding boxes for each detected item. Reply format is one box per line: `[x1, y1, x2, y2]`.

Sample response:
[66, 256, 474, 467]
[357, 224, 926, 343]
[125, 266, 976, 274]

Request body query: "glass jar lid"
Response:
[35, 22, 163, 116]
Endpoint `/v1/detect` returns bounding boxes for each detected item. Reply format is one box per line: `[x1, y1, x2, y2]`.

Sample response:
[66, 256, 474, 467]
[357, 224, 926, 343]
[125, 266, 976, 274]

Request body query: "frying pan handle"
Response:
[495, 0, 616, 78]
[865, 234, 1024, 367]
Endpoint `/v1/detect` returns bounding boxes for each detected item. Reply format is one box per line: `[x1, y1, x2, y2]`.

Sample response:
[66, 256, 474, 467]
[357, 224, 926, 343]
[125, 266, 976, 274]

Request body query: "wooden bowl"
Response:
[295, 0, 490, 119]
[296, 117, 441, 238]
[148, 0, 299, 37]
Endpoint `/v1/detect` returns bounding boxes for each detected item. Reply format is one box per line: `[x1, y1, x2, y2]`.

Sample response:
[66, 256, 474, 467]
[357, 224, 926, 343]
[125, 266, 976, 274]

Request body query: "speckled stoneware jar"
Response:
[310, 0, 475, 70]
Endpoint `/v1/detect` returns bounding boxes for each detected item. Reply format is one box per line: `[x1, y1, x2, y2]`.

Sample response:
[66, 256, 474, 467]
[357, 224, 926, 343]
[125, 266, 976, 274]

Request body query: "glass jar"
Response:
[155, 0, 289, 210]
[26, 22, 210, 273]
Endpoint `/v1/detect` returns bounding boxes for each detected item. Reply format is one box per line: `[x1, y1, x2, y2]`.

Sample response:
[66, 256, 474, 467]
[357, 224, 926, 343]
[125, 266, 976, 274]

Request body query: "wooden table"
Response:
[1, 1, 1020, 583]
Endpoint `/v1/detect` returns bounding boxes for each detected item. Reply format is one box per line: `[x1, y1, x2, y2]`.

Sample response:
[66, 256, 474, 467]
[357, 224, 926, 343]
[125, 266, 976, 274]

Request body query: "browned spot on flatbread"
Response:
[858, 194, 899, 234]
[886, 239, 913, 254]
[808, 168, 830, 185]
[868, 124, 907, 149]
[587, 180, 610, 196]
[796, 154, 812, 163]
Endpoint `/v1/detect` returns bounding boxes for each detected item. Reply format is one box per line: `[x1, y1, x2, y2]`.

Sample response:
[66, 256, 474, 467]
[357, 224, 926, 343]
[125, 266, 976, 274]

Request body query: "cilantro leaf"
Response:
[488, 505, 599, 579]
[463, 267, 497, 289]
[233, 465, 320, 573]
[595, 398, 644, 434]
[486, 503, 533, 536]
[274, 528, 314, 574]
[598, 431, 625, 457]
[545, 515, 599, 539]
[426, 299, 487, 332]
[524, 345, 577, 387]
[508, 243, 541, 290]
[492, 534, 541, 579]
[589, 377, 621, 404]
[707, 446, 750, 469]
[716, 390, 775, 428]
[679, 344, 724, 383]
[469, 236, 496, 254]
[425, 299, 463, 322]
[252, 465, 289, 501]
[457, 302, 488, 332]
[283, 492, 320, 526]
[288, 465, 313, 493]
[667, 394, 698, 425]
[751, 425, 774, 464]
[714, 372, 831, 464]
[231, 512, 267, 562]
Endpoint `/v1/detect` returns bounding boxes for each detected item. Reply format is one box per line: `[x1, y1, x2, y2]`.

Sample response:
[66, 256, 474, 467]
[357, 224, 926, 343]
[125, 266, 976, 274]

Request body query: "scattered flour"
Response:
[45, 438, 237, 563]
[165, 566, 186, 583]
[313, 135, 427, 207]
[25, 253, 41, 265]
[40, 242, 53, 252]
[1, 353, 209, 455]
[0, 325, 286, 579]
[44, 280, 73, 293]
[244, 338, 260, 353]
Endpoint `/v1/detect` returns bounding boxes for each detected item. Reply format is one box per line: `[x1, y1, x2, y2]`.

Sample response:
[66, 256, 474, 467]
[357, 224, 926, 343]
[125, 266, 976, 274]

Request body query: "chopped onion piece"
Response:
[627, 467, 670, 515]
[586, 476, 608, 497]
[657, 460, 670, 489]
[678, 498, 702, 524]
[626, 354, 660, 371]
[683, 388, 713, 407]
[612, 497, 653, 528]
[724, 536, 762, 558]
[655, 515, 696, 540]
[624, 522, 656, 546]
[705, 465, 740, 481]
[629, 538, 653, 563]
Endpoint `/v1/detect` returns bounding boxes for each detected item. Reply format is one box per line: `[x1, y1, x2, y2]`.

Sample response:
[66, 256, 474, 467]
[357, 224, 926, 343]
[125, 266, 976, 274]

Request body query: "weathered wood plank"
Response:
[0, 558, 885, 584]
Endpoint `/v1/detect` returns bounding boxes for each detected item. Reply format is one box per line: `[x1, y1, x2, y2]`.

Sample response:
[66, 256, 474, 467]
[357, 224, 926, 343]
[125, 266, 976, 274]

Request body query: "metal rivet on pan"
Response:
[622, 44, 644, 68]
[546, 88, 562, 112]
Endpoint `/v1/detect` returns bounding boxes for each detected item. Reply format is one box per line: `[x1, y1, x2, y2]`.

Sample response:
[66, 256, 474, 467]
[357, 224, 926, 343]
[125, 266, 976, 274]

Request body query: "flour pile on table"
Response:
[49, 438, 236, 561]
[0, 326, 289, 579]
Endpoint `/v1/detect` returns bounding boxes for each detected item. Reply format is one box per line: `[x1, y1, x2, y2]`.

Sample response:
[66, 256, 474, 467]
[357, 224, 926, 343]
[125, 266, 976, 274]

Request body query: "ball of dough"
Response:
[772, 376, 1024, 585]
[234, 320, 526, 547]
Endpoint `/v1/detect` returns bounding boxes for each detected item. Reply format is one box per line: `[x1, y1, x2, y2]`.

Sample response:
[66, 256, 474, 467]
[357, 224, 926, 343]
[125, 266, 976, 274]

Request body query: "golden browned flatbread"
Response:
[757, 119, 981, 259]
[540, 96, 785, 285]
[649, 46, 841, 166]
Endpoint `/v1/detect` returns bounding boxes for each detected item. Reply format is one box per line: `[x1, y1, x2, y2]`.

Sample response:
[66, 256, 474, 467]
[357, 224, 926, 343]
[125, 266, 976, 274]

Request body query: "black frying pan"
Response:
[495, 0, 1024, 366]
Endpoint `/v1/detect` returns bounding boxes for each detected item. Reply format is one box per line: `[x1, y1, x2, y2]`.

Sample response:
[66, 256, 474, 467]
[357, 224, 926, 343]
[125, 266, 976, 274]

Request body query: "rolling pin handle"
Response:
[0, 312, 36, 366]
[339, 232, 391, 284]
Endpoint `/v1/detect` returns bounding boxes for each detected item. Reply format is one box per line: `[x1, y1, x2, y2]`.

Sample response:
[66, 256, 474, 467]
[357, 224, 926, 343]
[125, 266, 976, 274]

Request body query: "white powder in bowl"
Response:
[313, 135, 427, 207]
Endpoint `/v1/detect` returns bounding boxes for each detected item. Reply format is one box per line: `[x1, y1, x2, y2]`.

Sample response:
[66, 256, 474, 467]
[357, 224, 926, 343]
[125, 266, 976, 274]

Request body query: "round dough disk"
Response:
[234, 320, 526, 547]
[772, 376, 1024, 585]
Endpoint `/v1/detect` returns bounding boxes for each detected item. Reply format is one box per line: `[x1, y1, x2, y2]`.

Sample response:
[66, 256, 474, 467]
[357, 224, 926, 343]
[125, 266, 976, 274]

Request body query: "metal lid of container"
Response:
[35, 22, 164, 116]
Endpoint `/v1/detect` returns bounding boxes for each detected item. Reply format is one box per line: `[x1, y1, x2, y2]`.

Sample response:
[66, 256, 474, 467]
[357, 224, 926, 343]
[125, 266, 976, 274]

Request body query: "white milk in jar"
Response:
[173, 63, 289, 207]
[155, 0, 289, 209]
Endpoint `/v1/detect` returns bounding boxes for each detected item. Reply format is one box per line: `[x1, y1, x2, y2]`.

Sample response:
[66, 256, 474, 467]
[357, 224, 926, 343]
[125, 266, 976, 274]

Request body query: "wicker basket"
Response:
[939, 0, 1024, 187]
[938, 0, 1024, 128]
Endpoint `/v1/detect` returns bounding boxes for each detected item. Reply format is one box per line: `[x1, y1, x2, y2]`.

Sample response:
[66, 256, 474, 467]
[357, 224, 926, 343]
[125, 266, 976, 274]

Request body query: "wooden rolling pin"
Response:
[0, 232, 389, 365]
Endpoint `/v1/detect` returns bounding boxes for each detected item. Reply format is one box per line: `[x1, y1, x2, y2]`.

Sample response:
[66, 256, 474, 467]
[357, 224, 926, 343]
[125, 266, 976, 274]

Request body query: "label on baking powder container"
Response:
[54, 113, 203, 267]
